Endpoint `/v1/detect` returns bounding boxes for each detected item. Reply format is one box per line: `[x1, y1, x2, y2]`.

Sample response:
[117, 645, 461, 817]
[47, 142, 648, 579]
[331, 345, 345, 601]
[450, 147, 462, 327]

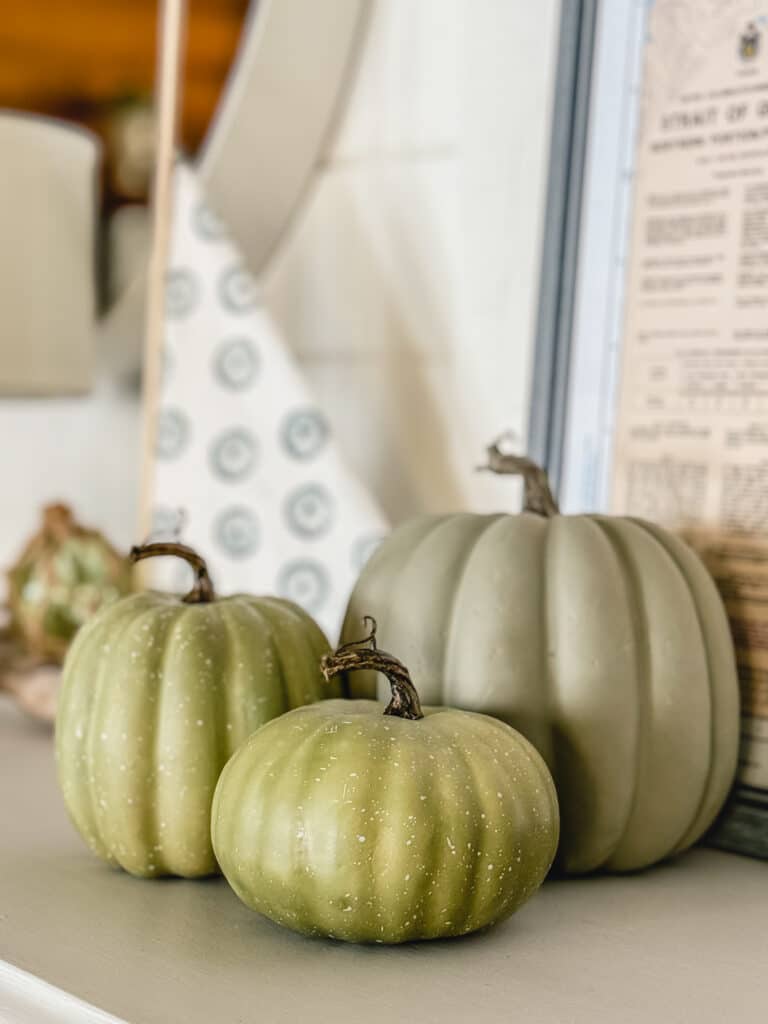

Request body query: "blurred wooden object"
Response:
[0, 0, 249, 201]
[139, 0, 188, 545]
[0, 622, 59, 724]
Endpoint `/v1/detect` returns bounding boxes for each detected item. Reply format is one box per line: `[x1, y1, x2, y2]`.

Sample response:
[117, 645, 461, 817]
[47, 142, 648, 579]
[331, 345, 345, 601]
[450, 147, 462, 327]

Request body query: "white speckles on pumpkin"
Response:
[56, 590, 335, 879]
[212, 698, 558, 942]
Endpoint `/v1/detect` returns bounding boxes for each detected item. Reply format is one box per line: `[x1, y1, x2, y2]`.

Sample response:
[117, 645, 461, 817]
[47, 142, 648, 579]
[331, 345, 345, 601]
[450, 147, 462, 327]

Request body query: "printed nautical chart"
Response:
[610, 0, 768, 857]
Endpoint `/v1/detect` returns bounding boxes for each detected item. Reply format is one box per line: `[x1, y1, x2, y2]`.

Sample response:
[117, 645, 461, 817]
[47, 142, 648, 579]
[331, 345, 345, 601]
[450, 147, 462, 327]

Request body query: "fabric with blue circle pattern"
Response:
[148, 164, 388, 637]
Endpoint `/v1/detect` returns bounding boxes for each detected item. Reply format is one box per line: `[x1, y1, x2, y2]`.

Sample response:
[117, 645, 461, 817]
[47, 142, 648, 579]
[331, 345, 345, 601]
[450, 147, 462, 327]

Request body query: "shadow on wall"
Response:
[265, 159, 467, 524]
[355, 159, 467, 520]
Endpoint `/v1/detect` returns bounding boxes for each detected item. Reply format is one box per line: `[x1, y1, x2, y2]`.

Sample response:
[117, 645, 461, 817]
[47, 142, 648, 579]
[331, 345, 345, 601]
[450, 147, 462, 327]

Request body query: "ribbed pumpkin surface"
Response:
[342, 513, 740, 874]
[212, 699, 558, 943]
[56, 592, 334, 878]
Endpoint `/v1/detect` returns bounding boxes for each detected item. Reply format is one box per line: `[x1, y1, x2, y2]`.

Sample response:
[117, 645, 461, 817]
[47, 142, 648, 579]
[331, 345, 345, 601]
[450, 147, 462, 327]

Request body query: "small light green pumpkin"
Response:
[212, 620, 559, 944]
[341, 442, 741, 875]
[56, 542, 336, 878]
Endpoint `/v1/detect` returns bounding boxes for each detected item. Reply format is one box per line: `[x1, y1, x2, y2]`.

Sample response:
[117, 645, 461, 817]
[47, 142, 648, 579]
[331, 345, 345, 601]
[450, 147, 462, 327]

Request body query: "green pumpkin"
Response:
[341, 441, 740, 875]
[8, 504, 132, 663]
[212, 620, 559, 943]
[56, 542, 336, 879]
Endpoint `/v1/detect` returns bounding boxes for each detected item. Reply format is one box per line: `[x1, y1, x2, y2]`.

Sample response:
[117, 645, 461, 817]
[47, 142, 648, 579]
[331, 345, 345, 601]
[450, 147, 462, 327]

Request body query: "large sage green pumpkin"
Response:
[341, 443, 740, 875]
[212, 621, 559, 943]
[56, 542, 336, 879]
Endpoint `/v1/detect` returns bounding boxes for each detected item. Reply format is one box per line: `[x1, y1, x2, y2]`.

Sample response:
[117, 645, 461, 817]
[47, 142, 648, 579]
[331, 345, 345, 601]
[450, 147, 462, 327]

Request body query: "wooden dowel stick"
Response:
[138, 0, 188, 546]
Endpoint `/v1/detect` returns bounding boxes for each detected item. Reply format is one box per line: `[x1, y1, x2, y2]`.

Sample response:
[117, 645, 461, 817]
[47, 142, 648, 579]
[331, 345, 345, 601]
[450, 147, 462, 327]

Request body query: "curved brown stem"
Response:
[321, 616, 423, 721]
[129, 542, 215, 604]
[478, 434, 560, 517]
[41, 504, 77, 543]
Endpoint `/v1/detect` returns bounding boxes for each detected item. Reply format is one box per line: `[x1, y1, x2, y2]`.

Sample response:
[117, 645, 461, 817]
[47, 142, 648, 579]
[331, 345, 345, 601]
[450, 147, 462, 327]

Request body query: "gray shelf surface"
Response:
[1, 696, 766, 1024]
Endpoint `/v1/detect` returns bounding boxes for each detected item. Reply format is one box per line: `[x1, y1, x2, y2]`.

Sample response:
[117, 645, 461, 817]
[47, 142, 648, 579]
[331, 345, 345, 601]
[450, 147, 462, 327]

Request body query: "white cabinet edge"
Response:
[0, 962, 127, 1024]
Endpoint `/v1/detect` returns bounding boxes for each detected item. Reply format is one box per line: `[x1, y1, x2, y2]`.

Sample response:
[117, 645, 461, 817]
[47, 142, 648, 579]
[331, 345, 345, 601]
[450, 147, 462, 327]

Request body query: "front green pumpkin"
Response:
[56, 542, 336, 878]
[341, 441, 740, 875]
[212, 621, 559, 944]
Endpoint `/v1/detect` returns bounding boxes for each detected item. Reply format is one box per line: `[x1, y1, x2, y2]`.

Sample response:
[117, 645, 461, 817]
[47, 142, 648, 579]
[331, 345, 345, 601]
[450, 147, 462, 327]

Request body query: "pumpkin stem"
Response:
[321, 616, 424, 721]
[478, 434, 560, 517]
[129, 542, 216, 604]
[41, 503, 77, 542]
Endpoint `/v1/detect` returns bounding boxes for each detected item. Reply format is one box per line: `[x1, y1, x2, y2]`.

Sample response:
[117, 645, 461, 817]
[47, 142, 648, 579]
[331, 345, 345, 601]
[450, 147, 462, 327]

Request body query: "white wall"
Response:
[0, 0, 561, 586]
[265, 0, 562, 521]
[0, 333, 141, 594]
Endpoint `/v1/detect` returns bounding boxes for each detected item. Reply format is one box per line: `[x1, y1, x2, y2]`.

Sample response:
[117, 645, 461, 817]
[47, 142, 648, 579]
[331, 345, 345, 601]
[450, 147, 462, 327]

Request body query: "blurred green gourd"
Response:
[7, 504, 132, 663]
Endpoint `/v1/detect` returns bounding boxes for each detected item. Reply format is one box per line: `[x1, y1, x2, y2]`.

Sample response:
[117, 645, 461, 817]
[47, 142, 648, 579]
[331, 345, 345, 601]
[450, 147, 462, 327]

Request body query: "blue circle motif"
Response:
[192, 200, 226, 241]
[209, 428, 258, 483]
[351, 532, 385, 571]
[151, 505, 184, 538]
[219, 264, 259, 313]
[281, 408, 329, 461]
[165, 268, 199, 319]
[277, 559, 330, 614]
[212, 337, 260, 391]
[283, 484, 334, 540]
[156, 407, 190, 460]
[213, 506, 260, 559]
